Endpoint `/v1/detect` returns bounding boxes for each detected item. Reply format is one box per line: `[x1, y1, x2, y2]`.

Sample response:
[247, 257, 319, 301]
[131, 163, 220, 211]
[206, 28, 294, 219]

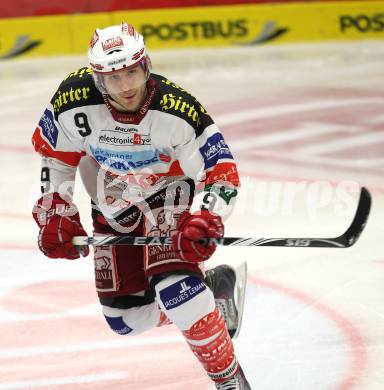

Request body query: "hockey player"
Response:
[32, 22, 251, 389]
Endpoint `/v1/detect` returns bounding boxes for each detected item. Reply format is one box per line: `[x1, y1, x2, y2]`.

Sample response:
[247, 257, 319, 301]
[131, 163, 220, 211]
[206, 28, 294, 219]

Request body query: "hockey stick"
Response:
[72, 187, 371, 248]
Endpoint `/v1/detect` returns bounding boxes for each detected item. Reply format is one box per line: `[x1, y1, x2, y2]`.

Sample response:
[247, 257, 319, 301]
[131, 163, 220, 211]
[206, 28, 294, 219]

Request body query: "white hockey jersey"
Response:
[32, 67, 240, 220]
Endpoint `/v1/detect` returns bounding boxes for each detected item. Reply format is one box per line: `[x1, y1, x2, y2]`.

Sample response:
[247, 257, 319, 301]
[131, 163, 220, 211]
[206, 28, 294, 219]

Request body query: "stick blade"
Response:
[338, 187, 371, 247]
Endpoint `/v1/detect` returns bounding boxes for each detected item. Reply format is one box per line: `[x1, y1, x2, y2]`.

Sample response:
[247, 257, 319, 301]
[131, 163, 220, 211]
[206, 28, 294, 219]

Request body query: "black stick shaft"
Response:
[72, 187, 371, 249]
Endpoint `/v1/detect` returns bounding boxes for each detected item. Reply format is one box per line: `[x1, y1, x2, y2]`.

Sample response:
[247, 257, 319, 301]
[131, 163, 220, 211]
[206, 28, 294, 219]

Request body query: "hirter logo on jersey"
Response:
[102, 37, 124, 52]
[38, 108, 58, 148]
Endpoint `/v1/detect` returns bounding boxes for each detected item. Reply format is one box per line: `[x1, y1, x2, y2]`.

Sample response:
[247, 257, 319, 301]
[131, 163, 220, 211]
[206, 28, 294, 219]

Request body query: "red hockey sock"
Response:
[182, 307, 239, 383]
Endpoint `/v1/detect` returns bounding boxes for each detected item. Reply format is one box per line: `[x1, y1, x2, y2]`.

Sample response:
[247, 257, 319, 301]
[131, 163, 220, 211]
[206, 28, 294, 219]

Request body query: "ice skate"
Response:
[215, 366, 251, 390]
[205, 262, 247, 339]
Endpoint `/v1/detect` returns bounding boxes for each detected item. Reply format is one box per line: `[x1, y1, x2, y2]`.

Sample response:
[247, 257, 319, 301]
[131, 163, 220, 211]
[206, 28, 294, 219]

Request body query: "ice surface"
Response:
[0, 40, 383, 389]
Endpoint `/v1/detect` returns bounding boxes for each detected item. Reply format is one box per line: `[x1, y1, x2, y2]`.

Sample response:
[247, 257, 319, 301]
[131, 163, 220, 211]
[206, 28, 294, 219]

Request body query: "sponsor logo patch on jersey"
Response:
[98, 132, 151, 146]
[159, 276, 207, 310]
[90, 146, 171, 172]
[200, 133, 233, 169]
[39, 109, 58, 148]
[205, 162, 239, 186]
[114, 126, 138, 133]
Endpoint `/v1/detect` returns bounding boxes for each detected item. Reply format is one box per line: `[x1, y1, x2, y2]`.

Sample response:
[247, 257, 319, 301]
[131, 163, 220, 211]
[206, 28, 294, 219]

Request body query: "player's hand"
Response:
[172, 210, 224, 263]
[32, 193, 89, 259]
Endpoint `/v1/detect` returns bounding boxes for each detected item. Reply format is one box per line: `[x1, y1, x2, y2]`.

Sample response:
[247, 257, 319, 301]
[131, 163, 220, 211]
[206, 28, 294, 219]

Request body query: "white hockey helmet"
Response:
[88, 22, 151, 94]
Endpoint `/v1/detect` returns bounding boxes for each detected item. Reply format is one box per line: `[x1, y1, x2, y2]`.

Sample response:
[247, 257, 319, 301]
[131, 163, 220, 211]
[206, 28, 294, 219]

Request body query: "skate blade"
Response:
[232, 261, 247, 339]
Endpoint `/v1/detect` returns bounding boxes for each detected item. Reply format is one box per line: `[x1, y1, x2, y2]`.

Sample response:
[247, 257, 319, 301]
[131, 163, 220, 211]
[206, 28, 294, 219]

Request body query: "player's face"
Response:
[103, 65, 147, 112]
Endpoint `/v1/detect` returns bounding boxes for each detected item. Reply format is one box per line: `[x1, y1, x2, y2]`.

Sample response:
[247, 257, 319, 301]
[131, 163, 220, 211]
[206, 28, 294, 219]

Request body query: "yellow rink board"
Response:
[0, 1, 383, 58]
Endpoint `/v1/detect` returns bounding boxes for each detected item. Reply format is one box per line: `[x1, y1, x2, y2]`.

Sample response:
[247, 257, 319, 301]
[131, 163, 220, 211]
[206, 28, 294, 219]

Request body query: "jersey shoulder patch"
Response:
[51, 67, 104, 118]
[151, 73, 213, 136]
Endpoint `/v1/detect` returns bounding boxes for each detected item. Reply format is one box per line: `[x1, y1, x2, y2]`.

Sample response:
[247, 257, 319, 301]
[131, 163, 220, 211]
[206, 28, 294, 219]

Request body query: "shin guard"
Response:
[182, 307, 239, 383]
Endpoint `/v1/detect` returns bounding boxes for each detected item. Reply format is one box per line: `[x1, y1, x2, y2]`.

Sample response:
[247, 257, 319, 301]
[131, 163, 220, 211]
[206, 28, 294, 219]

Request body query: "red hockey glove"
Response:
[32, 193, 89, 260]
[172, 210, 224, 263]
